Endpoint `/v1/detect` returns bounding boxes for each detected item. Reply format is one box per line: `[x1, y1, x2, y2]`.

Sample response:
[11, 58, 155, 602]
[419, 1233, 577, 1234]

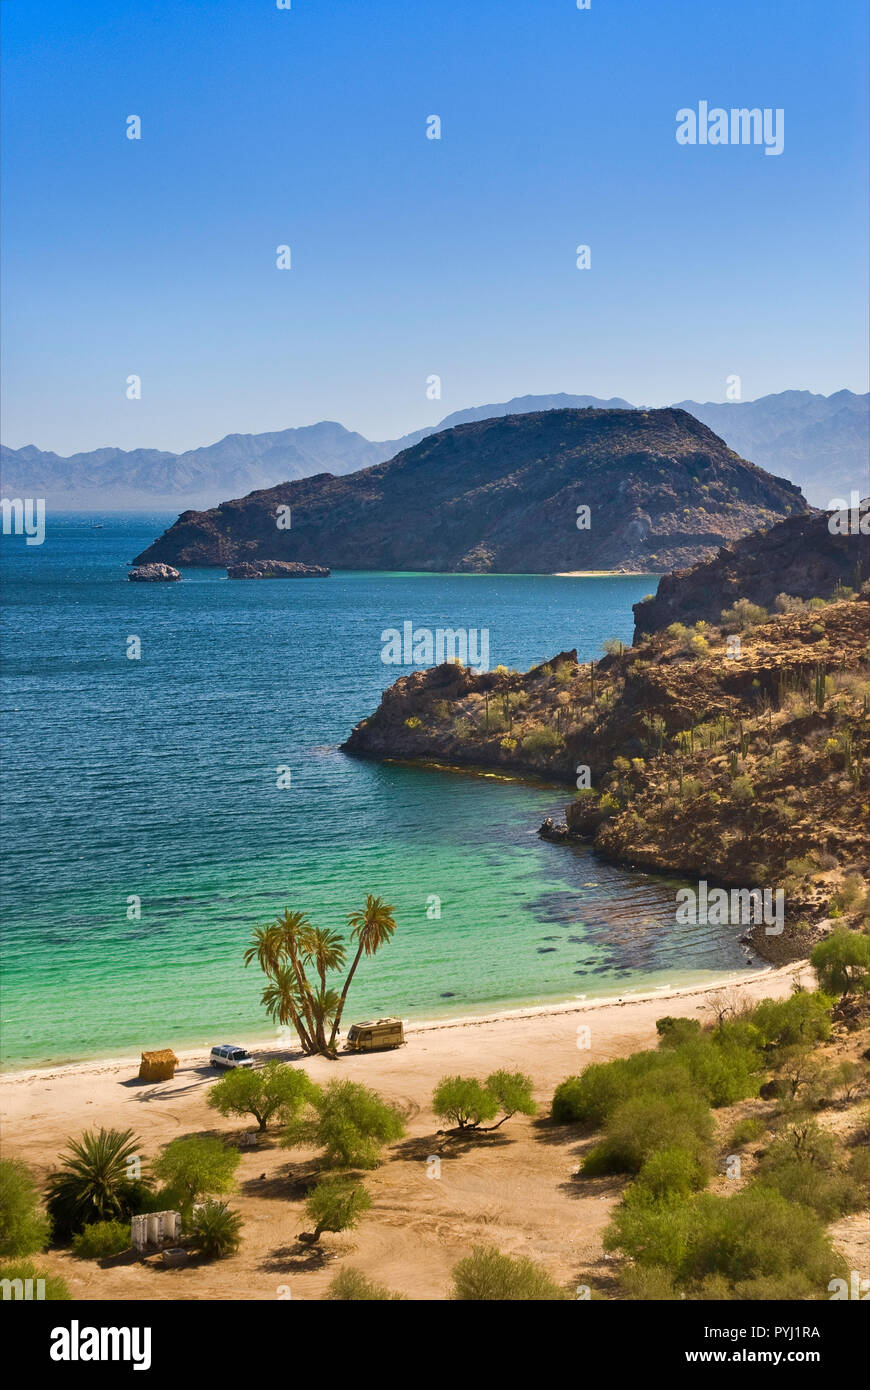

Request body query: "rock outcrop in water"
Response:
[127, 563, 181, 582]
[132, 408, 807, 573]
[633, 501, 870, 640]
[226, 560, 330, 579]
[344, 593, 870, 963]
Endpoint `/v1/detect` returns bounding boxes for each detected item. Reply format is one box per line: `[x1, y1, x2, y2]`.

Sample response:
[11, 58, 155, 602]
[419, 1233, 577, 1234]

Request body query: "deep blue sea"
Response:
[0, 514, 753, 1068]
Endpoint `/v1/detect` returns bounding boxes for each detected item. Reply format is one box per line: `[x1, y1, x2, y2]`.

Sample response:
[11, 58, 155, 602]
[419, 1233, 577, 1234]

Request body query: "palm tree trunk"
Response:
[285, 943, 319, 1050]
[328, 943, 365, 1052]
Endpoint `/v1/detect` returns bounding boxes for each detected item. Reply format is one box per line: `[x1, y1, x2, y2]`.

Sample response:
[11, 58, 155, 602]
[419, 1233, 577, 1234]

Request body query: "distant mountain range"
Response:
[2, 390, 866, 510]
[133, 407, 807, 575]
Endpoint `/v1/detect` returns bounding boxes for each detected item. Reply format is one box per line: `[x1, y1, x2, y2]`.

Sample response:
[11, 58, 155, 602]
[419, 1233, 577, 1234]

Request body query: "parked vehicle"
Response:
[344, 1018, 405, 1052]
[209, 1044, 254, 1069]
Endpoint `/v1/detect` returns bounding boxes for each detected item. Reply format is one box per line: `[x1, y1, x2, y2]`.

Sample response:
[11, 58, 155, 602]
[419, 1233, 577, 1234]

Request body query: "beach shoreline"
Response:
[0, 963, 786, 1085]
[2, 964, 800, 1086]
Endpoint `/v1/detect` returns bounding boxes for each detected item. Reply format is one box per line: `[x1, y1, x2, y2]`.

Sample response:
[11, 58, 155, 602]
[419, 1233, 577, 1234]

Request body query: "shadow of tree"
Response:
[241, 1158, 322, 1201]
[392, 1129, 513, 1162]
[258, 1243, 334, 1274]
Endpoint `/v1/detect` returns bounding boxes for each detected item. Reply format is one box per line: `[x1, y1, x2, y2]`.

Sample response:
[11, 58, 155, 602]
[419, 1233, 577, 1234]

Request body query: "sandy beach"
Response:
[1, 962, 833, 1302]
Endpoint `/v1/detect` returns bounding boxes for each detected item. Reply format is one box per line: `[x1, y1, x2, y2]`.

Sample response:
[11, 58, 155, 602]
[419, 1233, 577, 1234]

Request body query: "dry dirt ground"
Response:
[2, 964, 866, 1301]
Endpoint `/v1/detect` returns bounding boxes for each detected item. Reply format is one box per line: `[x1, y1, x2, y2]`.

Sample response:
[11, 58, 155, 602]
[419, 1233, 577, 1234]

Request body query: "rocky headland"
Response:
[343, 588, 870, 963]
[132, 408, 807, 574]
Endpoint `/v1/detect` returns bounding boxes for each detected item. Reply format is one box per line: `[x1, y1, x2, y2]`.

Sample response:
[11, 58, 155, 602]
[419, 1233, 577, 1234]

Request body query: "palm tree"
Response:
[328, 896, 397, 1052]
[46, 1128, 144, 1239]
[301, 926, 347, 1051]
[245, 917, 318, 1054]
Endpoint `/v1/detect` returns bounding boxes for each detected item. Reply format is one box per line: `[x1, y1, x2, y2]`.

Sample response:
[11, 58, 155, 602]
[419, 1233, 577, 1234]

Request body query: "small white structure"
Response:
[131, 1210, 181, 1252]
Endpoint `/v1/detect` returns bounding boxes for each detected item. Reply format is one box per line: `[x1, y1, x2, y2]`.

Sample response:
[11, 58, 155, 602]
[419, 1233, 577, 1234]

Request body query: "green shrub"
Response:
[751, 992, 832, 1052]
[633, 1146, 708, 1199]
[0, 1259, 71, 1301]
[729, 1116, 766, 1148]
[582, 1090, 713, 1176]
[811, 929, 870, 997]
[189, 1200, 243, 1259]
[730, 775, 755, 803]
[756, 1153, 864, 1222]
[520, 726, 563, 757]
[325, 1267, 406, 1300]
[207, 1060, 313, 1132]
[0, 1158, 50, 1257]
[286, 1080, 404, 1169]
[71, 1219, 130, 1260]
[656, 1017, 702, 1047]
[450, 1245, 567, 1301]
[152, 1136, 239, 1221]
[606, 1186, 846, 1298]
[671, 1037, 761, 1108]
[303, 1176, 371, 1242]
[433, 1077, 498, 1130]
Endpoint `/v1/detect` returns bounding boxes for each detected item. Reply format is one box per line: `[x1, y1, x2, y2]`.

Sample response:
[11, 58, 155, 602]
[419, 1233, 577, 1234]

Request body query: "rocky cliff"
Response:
[633, 500, 869, 640]
[343, 592, 870, 961]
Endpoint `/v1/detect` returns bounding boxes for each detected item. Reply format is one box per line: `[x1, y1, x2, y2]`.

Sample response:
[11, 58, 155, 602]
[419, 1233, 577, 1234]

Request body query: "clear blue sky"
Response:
[2, 0, 868, 454]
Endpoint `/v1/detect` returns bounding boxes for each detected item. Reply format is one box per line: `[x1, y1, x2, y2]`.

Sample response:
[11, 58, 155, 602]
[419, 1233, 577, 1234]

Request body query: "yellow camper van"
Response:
[344, 1018, 406, 1052]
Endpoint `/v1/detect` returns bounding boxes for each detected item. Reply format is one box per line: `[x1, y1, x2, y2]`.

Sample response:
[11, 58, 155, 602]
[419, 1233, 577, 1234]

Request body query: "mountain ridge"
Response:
[3, 389, 866, 510]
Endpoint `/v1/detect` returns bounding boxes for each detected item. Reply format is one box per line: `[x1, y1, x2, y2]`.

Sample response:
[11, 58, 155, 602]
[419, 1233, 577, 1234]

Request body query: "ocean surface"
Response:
[0, 514, 754, 1069]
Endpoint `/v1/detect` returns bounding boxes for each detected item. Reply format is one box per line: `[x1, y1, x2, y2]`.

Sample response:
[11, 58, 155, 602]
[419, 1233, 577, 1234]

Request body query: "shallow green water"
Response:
[0, 515, 753, 1069]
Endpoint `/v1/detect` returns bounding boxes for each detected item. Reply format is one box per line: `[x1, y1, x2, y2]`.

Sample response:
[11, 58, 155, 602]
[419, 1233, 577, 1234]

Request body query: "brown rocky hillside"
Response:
[343, 591, 870, 961]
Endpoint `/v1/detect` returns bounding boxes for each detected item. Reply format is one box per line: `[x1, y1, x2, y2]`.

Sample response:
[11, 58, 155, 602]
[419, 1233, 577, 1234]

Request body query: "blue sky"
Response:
[2, 0, 868, 454]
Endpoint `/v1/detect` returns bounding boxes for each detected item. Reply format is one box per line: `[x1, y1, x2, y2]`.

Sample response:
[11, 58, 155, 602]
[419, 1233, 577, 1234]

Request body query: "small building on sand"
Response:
[138, 1049, 179, 1081]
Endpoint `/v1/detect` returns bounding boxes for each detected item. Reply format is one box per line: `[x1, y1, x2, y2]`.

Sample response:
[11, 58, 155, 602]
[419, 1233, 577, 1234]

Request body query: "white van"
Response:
[209, 1044, 254, 1070]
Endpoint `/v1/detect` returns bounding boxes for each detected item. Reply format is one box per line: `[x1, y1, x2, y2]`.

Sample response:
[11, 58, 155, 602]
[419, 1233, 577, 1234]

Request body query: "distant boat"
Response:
[91, 523, 104, 529]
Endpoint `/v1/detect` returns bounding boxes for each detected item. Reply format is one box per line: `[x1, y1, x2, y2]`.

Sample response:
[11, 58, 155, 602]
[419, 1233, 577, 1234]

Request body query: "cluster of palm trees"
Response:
[244, 895, 397, 1058]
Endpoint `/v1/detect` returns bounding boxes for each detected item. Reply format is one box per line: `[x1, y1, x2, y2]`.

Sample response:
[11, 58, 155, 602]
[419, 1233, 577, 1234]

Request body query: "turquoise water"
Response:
[0, 515, 752, 1069]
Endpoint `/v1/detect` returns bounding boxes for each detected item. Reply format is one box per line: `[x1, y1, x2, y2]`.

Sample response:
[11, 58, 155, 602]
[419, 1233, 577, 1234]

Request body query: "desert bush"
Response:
[302, 1176, 371, 1243]
[520, 726, 563, 757]
[811, 928, 870, 997]
[730, 774, 755, 803]
[606, 1186, 846, 1298]
[71, 1219, 130, 1260]
[286, 1080, 404, 1169]
[751, 992, 832, 1051]
[656, 1017, 702, 1047]
[0, 1259, 71, 1300]
[189, 1200, 243, 1259]
[450, 1245, 567, 1301]
[152, 1136, 239, 1221]
[729, 1116, 766, 1148]
[756, 1151, 864, 1222]
[632, 1146, 708, 1199]
[721, 598, 769, 632]
[582, 1090, 713, 1176]
[325, 1267, 406, 1300]
[207, 1060, 313, 1132]
[0, 1159, 49, 1257]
